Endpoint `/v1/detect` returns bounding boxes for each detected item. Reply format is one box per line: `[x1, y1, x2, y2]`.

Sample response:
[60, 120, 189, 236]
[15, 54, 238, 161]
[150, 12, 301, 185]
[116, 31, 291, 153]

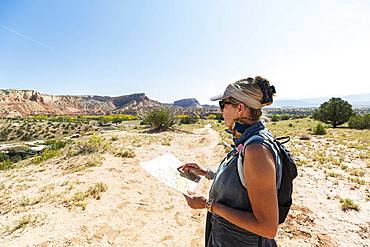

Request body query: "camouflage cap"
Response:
[210, 82, 262, 109]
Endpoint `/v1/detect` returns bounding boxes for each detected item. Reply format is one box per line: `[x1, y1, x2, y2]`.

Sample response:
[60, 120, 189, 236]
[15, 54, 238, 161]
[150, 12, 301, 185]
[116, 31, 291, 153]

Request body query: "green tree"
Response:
[312, 98, 353, 128]
[145, 108, 175, 130]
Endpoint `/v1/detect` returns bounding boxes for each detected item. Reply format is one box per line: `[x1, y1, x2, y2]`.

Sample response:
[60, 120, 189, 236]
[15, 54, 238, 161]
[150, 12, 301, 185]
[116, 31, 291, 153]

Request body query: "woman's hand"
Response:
[177, 163, 207, 177]
[183, 191, 207, 209]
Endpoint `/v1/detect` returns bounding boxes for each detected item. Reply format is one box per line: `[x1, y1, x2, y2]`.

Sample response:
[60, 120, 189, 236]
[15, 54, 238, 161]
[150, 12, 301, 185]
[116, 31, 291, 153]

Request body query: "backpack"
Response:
[237, 134, 298, 224]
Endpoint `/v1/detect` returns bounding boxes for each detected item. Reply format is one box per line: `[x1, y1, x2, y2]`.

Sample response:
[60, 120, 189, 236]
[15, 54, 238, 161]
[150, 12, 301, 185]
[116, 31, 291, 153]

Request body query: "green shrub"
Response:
[299, 135, 311, 140]
[207, 113, 223, 120]
[33, 149, 59, 164]
[76, 134, 109, 155]
[348, 114, 370, 130]
[113, 148, 135, 158]
[312, 123, 326, 135]
[271, 114, 280, 122]
[144, 109, 175, 130]
[0, 160, 15, 170]
[45, 139, 68, 150]
[0, 152, 8, 162]
[178, 115, 197, 124]
[87, 182, 108, 200]
[340, 198, 359, 211]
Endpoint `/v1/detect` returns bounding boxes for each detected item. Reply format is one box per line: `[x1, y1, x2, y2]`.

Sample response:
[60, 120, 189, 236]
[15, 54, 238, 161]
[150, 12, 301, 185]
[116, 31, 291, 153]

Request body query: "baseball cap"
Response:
[210, 83, 263, 109]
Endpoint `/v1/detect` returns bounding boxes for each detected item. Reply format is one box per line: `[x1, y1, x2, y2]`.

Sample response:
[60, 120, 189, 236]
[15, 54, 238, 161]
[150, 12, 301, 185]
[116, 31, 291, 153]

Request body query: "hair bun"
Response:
[269, 85, 276, 95]
[256, 77, 275, 105]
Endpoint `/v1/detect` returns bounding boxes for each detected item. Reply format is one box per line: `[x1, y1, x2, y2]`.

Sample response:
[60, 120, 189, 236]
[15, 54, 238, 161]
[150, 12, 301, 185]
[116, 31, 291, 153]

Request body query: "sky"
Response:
[0, 0, 369, 105]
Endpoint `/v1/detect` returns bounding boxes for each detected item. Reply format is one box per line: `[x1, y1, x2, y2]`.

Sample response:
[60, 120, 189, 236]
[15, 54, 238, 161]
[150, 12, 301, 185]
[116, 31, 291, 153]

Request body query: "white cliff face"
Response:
[0, 89, 161, 117]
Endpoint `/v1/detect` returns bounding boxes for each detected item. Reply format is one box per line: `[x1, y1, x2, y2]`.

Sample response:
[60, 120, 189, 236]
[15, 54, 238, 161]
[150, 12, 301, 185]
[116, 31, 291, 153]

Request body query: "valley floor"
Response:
[0, 123, 369, 246]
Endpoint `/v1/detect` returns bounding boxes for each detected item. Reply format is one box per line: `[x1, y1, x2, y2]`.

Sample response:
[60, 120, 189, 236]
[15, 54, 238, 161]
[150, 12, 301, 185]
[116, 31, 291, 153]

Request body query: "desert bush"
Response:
[178, 115, 197, 124]
[207, 114, 217, 120]
[78, 114, 138, 124]
[348, 168, 365, 177]
[0, 131, 8, 141]
[144, 108, 175, 130]
[4, 214, 44, 234]
[312, 123, 326, 135]
[76, 134, 110, 155]
[65, 155, 102, 173]
[32, 139, 69, 164]
[33, 149, 59, 164]
[349, 177, 366, 185]
[112, 147, 135, 158]
[0, 160, 15, 171]
[20, 134, 33, 141]
[0, 152, 8, 162]
[348, 114, 370, 130]
[87, 182, 108, 199]
[65, 182, 107, 210]
[340, 198, 359, 211]
[271, 114, 280, 122]
[45, 139, 69, 150]
[299, 135, 311, 140]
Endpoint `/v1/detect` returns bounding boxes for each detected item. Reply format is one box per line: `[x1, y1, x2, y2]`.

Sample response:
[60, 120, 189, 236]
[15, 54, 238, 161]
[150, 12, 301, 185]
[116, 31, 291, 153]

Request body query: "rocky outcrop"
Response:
[0, 89, 220, 117]
[173, 98, 201, 108]
[0, 89, 161, 117]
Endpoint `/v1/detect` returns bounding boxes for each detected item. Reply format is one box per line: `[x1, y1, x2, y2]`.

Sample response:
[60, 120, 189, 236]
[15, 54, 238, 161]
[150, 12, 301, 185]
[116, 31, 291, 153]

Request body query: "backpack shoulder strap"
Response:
[237, 134, 265, 189]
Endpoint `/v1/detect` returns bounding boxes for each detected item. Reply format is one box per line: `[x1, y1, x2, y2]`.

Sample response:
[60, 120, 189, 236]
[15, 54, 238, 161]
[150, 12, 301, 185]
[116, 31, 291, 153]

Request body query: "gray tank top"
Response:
[207, 121, 282, 247]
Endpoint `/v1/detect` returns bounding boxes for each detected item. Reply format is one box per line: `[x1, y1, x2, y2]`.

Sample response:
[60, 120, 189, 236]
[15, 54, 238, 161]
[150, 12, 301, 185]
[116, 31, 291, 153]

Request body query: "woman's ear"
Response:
[238, 103, 245, 113]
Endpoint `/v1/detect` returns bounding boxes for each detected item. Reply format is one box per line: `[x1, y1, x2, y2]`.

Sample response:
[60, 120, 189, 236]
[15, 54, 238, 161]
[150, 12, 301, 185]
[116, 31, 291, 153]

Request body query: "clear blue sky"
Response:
[1, 0, 369, 104]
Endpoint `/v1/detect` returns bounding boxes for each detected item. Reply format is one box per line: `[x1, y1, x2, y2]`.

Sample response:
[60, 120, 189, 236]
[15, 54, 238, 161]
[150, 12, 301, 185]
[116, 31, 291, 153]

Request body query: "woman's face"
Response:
[220, 99, 239, 128]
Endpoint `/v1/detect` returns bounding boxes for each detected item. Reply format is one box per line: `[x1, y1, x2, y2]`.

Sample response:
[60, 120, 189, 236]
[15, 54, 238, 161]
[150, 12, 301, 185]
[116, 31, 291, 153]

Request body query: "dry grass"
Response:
[339, 198, 360, 212]
[111, 147, 136, 158]
[62, 154, 103, 174]
[63, 182, 108, 210]
[1, 213, 46, 235]
[348, 168, 366, 177]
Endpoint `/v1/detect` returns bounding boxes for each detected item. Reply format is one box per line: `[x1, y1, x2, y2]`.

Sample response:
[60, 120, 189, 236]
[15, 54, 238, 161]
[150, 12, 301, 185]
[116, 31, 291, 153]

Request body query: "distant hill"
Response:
[0, 89, 218, 117]
[272, 93, 370, 108]
[0, 89, 162, 117]
[173, 98, 201, 108]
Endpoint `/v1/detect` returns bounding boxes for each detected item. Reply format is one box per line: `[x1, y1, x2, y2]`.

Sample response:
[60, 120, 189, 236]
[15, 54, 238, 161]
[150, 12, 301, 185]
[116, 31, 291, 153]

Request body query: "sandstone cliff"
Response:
[0, 90, 161, 117]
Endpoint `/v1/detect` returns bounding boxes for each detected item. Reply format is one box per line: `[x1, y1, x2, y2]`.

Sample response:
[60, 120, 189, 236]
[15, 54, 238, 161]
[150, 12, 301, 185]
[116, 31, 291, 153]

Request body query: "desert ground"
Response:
[0, 119, 369, 246]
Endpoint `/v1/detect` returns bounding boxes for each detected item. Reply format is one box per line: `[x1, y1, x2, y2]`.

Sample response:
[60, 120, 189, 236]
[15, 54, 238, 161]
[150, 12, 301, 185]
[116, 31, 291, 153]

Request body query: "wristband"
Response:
[206, 198, 214, 212]
[205, 169, 215, 180]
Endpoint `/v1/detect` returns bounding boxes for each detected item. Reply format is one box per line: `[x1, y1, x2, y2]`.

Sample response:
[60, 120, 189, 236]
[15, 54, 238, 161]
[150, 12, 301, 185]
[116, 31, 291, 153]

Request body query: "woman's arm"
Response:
[211, 143, 278, 239]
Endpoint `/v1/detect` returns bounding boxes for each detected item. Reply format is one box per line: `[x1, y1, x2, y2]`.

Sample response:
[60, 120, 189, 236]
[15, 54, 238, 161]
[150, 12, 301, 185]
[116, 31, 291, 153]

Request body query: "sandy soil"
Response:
[0, 124, 369, 246]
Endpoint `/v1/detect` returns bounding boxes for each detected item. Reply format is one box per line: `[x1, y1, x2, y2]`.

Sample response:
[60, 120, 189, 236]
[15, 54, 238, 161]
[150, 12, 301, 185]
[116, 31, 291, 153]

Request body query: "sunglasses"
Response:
[218, 100, 233, 110]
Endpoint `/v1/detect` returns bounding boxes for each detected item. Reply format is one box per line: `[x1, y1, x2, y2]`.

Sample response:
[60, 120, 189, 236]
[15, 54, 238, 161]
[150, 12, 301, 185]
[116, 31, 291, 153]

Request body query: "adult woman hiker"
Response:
[178, 76, 280, 246]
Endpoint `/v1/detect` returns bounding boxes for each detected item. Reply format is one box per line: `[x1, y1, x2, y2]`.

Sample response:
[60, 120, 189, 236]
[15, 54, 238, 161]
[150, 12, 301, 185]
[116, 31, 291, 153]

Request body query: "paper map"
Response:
[139, 153, 200, 194]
